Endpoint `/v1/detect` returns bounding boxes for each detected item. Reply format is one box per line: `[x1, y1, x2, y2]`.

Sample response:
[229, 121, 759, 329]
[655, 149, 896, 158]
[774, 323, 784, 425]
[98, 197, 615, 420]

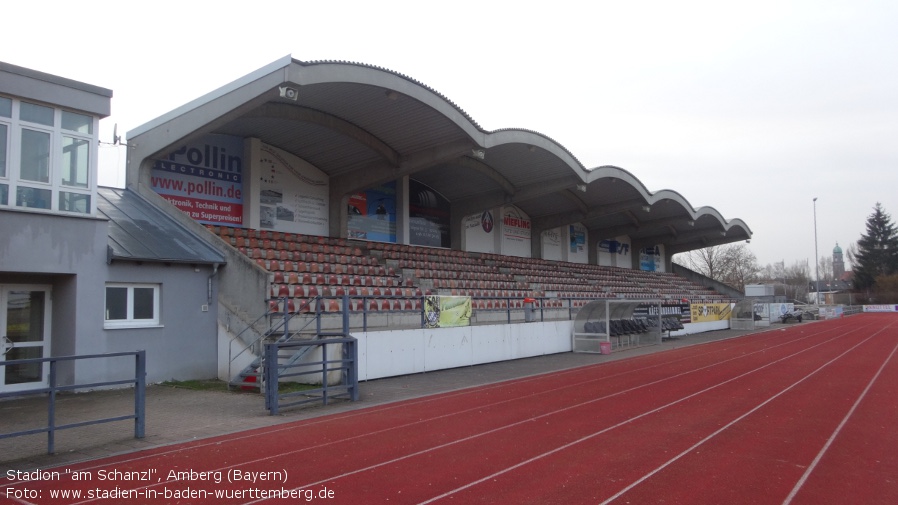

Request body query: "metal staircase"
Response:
[228, 295, 353, 392]
[228, 297, 320, 390]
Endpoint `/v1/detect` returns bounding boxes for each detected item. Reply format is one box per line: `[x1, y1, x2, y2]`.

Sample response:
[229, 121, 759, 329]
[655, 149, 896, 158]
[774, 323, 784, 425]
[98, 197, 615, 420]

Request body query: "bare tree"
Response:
[845, 242, 858, 271]
[818, 256, 833, 281]
[674, 244, 760, 293]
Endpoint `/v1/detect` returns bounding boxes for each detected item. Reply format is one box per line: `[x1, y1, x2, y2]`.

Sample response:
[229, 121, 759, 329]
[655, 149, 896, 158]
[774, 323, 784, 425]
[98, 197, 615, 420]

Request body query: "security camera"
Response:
[279, 86, 299, 101]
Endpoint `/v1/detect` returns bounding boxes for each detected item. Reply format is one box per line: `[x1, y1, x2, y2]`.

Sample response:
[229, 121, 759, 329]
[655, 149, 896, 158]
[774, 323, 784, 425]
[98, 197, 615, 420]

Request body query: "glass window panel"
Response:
[61, 136, 89, 187]
[20, 102, 54, 126]
[0, 123, 7, 178]
[6, 291, 45, 343]
[61, 111, 92, 134]
[59, 191, 90, 213]
[5, 346, 44, 385]
[105, 287, 128, 320]
[0, 96, 11, 117]
[133, 288, 156, 320]
[16, 186, 51, 209]
[0, 183, 7, 205]
[20, 128, 50, 182]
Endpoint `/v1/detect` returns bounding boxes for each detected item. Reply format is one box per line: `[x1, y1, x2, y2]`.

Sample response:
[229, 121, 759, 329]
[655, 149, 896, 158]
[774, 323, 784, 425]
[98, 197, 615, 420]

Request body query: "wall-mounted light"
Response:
[686, 220, 695, 226]
[576, 183, 587, 192]
[642, 205, 651, 212]
[471, 149, 485, 159]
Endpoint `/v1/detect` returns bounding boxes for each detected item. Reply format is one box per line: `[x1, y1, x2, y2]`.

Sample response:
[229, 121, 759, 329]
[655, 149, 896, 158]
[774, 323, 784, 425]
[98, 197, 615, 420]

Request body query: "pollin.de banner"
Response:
[151, 134, 244, 226]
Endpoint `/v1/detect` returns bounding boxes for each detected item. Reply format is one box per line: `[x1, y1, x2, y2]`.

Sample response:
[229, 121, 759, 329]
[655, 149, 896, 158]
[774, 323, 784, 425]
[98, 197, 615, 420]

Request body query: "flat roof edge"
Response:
[0, 61, 112, 98]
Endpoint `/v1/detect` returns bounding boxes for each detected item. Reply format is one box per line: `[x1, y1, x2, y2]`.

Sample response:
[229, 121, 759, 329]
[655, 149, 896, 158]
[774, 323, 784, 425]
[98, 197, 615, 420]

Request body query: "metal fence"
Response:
[263, 337, 358, 415]
[0, 351, 146, 454]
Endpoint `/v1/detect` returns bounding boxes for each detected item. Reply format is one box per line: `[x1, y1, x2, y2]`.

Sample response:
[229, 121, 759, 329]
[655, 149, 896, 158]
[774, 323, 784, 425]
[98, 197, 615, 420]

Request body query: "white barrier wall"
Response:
[670, 320, 730, 337]
[356, 321, 573, 381]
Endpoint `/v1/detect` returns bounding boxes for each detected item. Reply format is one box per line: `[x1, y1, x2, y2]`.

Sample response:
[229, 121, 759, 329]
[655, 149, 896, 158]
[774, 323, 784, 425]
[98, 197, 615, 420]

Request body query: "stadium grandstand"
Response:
[0, 56, 751, 400]
[121, 55, 751, 390]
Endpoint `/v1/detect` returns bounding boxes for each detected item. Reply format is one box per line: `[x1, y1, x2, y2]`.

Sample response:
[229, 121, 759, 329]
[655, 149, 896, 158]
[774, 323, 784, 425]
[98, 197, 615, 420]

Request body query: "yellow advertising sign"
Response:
[690, 303, 733, 323]
[424, 296, 472, 328]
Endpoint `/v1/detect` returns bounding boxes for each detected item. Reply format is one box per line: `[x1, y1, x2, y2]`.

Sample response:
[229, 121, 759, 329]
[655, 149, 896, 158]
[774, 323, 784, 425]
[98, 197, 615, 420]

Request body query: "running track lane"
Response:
[380, 316, 891, 504]
[2, 314, 894, 504]
[0, 316, 872, 504]
[4, 321, 819, 503]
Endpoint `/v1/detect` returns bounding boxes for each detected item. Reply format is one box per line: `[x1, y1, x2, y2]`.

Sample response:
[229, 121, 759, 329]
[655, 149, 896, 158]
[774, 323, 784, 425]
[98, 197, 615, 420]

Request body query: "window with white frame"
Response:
[104, 284, 161, 328]
[0, 95, 98, 214]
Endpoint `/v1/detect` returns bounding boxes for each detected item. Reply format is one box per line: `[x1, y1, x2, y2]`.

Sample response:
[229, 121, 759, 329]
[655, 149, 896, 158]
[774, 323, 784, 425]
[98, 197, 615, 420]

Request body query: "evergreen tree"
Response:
[853, 203, 898, 291]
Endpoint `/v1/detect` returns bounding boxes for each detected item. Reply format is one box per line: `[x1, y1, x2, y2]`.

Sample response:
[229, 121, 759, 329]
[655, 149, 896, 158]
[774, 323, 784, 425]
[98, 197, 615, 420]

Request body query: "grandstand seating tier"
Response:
[208, 226, 736, 316]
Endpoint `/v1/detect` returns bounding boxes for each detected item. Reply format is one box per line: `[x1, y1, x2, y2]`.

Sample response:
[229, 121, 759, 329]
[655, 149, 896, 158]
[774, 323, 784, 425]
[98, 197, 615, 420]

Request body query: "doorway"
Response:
[1, 285, 52, 392]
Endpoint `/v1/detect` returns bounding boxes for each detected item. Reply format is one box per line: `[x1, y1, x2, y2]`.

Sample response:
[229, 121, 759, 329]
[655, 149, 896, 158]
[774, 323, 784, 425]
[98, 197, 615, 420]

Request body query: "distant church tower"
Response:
[833, 243, 845, 280]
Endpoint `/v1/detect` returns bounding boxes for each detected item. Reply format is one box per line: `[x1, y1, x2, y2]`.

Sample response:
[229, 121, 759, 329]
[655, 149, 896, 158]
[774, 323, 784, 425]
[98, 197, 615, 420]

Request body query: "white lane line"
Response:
[244, 328, 847, 505]
[3, 321, 856, 505]
[242, 335, 839, 505]
[417, 329, 877, 505]
[781, 336, 898, 504]
[601, 320, 897, 505]
[55, 327, 816, 505]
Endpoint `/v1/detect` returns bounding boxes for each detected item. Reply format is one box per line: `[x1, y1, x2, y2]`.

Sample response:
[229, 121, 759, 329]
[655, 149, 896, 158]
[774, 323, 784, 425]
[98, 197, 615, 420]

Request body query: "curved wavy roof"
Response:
[127, 55, 751, 258]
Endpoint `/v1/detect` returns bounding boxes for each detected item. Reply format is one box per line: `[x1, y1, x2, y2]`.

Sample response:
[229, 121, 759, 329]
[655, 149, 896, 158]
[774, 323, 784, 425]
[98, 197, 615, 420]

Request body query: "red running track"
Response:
[3, 313, 897, 504]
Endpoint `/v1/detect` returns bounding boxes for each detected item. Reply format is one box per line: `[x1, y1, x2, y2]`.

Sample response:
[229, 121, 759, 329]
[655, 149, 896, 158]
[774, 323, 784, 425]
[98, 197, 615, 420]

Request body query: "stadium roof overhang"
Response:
[127, 55, 751, 255]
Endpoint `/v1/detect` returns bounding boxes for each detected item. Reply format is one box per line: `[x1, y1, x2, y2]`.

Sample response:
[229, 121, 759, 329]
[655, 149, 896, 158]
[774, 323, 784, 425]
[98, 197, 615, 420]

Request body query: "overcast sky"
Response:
[5, 0, 897, 272]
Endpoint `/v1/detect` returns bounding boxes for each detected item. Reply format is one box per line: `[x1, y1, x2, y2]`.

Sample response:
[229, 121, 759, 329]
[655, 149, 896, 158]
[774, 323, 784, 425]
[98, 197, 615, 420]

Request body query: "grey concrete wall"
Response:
[1, 211, 108, 386]
[101, 262, 219, 383]
[1, 210, 219, 385]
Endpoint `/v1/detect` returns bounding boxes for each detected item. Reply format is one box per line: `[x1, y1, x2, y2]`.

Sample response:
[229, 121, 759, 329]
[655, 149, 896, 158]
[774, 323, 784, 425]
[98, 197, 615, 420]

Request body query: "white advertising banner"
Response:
[501, 205, 531, 258]
[598, 236, 631, 268]
[541, 228, 563, 261]
[463, 210, 497, 254]
[568, 224, 588, 264]
[255, 142, 329, 235]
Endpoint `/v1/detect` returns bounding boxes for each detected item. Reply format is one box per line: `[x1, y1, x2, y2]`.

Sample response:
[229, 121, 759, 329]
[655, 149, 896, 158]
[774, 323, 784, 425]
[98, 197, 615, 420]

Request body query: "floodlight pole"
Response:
[813, 197, 820, 306]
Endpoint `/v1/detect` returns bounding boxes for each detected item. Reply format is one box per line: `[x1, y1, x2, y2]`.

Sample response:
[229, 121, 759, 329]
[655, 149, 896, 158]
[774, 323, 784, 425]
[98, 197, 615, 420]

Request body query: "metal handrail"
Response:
[227, 298, 316, 364]
[227, 297, 319, 381]
[0, 351, 146, 454]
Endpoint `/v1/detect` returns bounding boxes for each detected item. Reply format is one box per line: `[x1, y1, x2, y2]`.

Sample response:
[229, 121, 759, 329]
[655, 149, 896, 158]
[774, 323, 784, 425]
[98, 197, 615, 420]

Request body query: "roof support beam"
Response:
[247, 103, 401, 166]
[331, 138, 477, 197]
[451, 175, 582, 220]
[453, 156, 516, 195]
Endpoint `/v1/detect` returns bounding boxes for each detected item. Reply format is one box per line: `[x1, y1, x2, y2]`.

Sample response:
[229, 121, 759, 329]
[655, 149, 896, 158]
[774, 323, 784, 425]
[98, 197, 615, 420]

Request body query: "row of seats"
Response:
[209, 226, 733, 314]
[271, 272, 408, 288]
[272, 284, 430, 298]
[269, 296, 423, 314]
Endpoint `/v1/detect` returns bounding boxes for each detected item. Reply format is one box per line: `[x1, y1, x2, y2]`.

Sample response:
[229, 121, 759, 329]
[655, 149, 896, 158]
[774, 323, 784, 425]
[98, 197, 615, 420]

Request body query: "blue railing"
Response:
[263, 337, 358, 415]
[0, 351, 146, 454]
[268, 294, 566, 332]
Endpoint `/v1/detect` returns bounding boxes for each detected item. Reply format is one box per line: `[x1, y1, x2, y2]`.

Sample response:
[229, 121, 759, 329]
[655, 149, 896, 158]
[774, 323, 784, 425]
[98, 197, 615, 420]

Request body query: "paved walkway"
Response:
[0, 329, 756, 474]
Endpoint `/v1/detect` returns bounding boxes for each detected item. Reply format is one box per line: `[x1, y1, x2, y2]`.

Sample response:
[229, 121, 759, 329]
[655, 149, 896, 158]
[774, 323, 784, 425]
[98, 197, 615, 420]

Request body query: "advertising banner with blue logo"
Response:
[151, 134, 244, 226]
[347, 182, 397, 242]
[863, 304, 898, 312]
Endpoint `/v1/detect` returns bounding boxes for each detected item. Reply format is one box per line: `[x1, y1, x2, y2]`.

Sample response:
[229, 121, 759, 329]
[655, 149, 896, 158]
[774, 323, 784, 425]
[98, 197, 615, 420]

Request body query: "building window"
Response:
[105, 284, 161, 328]
[0, 95, 97, 213]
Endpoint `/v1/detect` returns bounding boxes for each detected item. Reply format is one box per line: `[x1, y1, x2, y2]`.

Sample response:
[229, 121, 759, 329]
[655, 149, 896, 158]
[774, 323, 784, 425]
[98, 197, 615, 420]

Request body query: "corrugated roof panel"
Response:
[96, 187, 226, 264]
